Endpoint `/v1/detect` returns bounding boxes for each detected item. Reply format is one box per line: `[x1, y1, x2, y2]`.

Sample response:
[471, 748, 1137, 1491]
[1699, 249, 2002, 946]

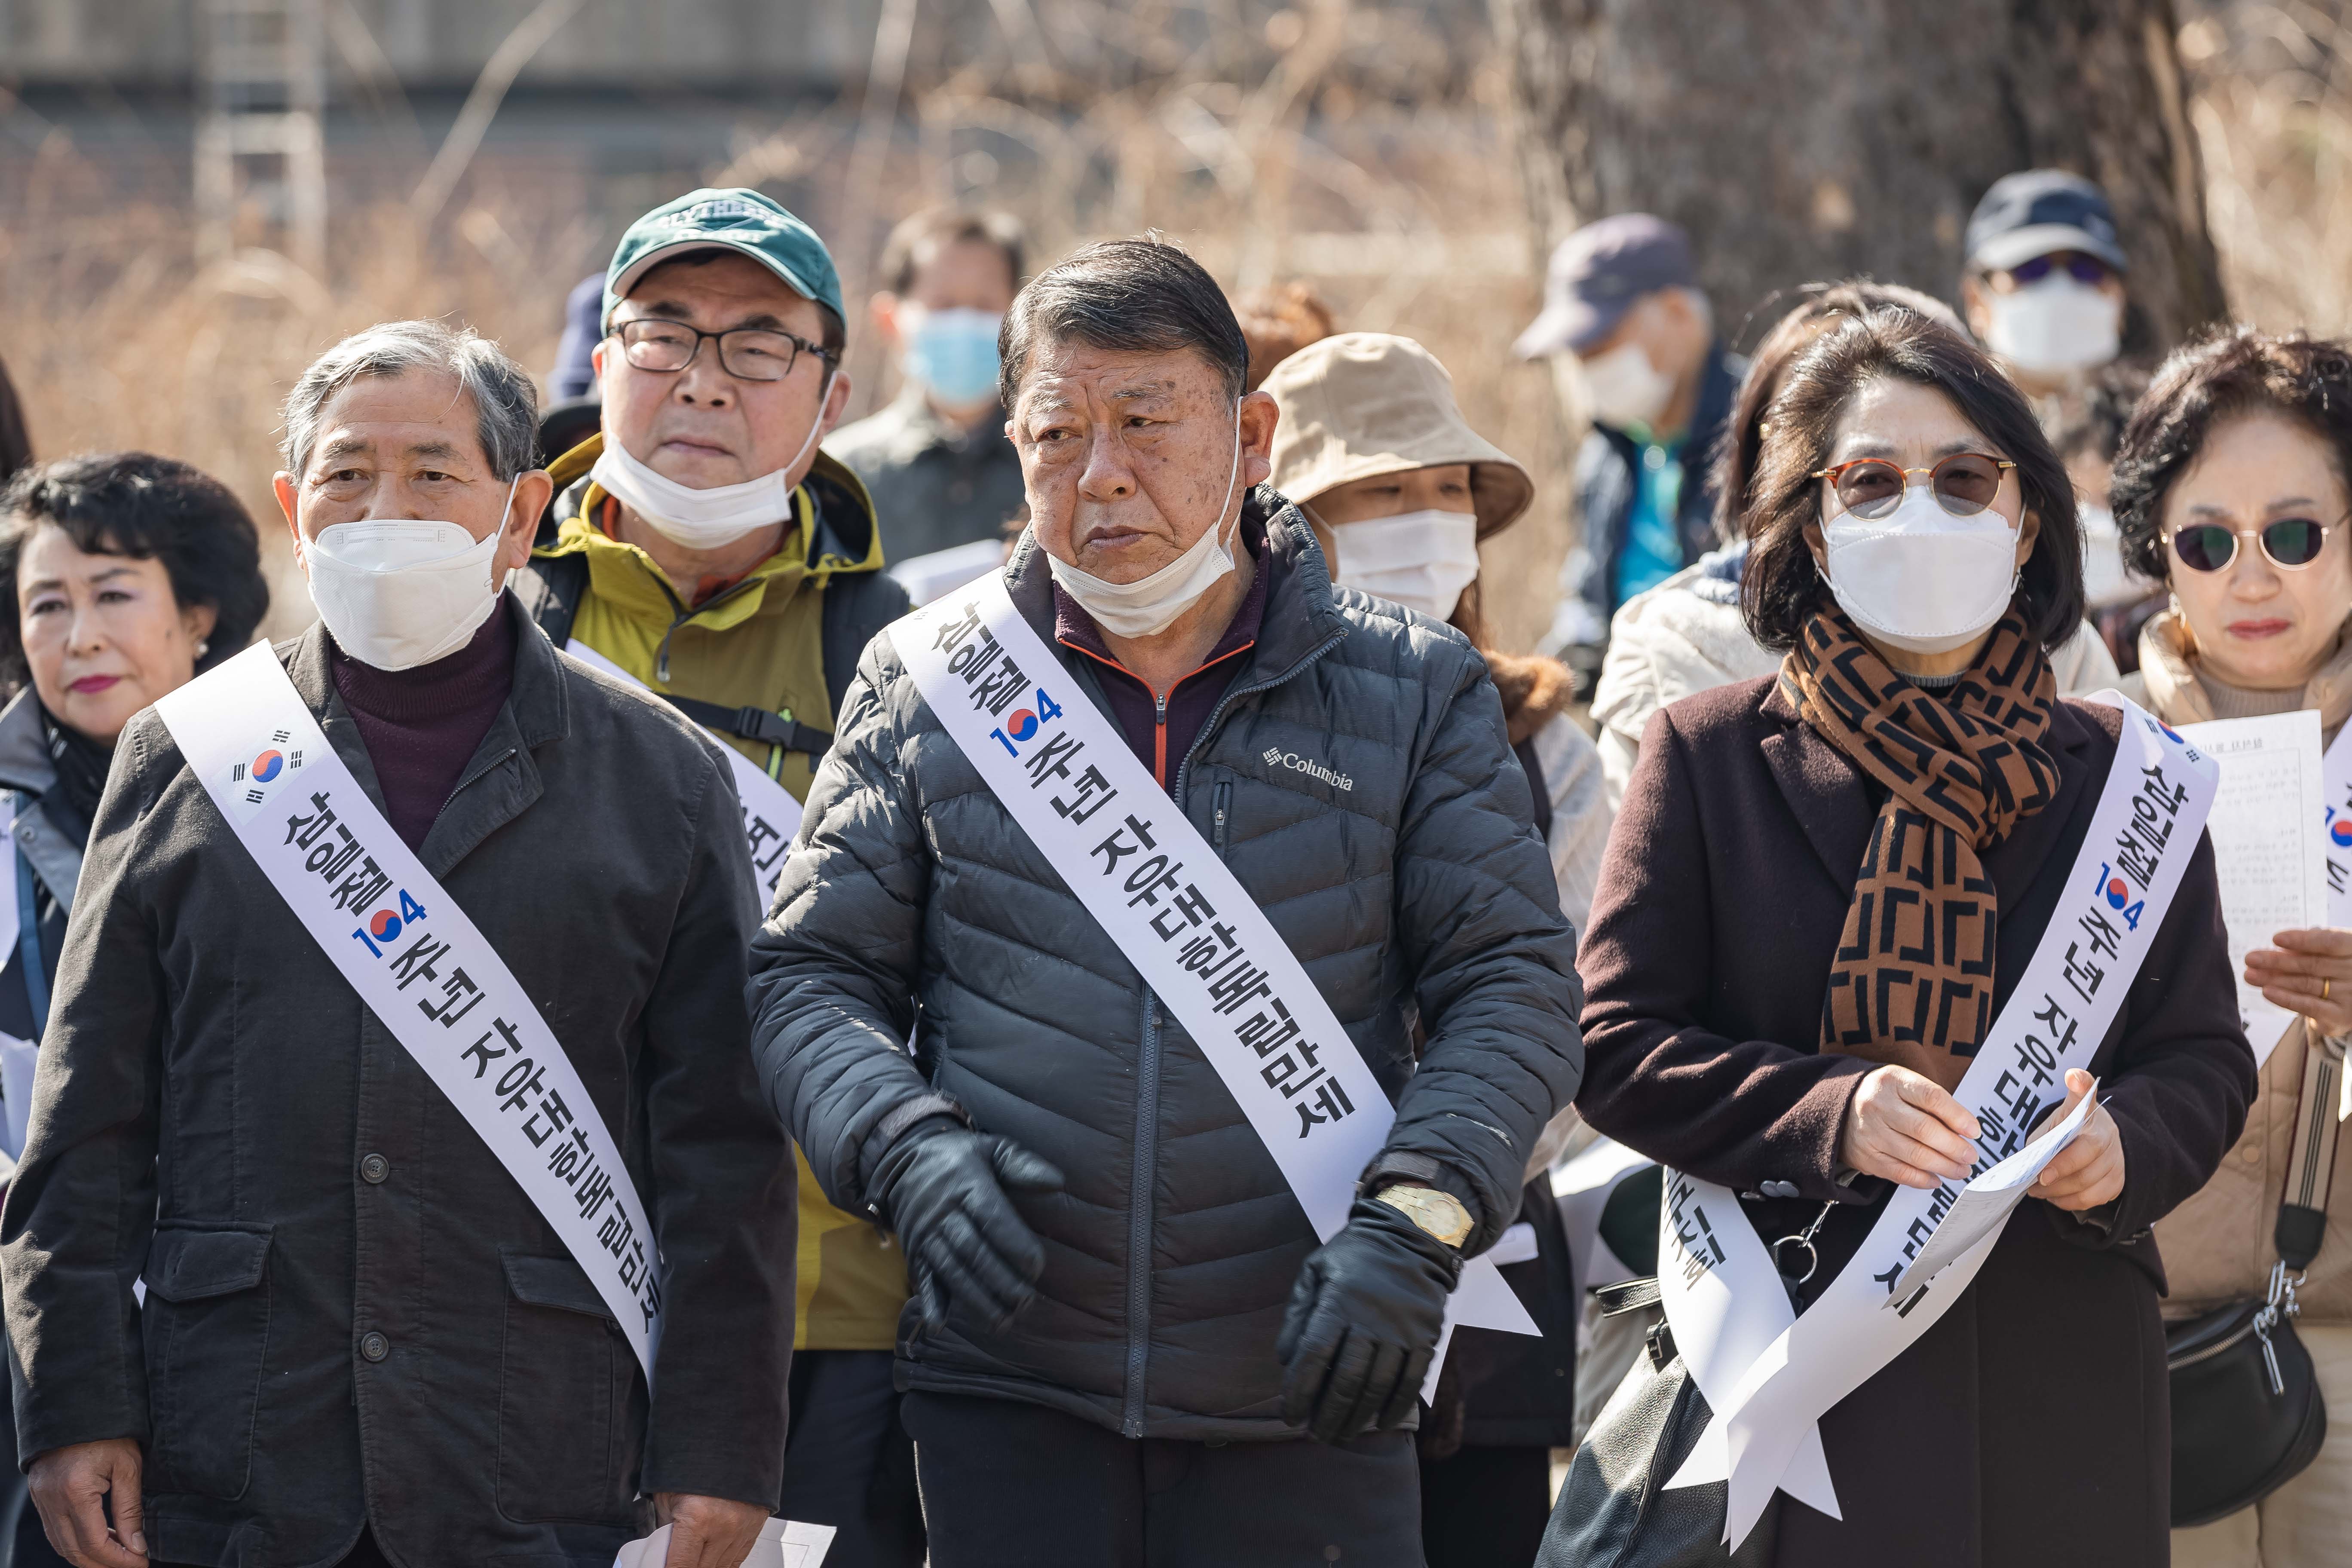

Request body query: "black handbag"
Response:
[2165, 1033, 2340, 1527]
[1535, 1279, 1779, 1568]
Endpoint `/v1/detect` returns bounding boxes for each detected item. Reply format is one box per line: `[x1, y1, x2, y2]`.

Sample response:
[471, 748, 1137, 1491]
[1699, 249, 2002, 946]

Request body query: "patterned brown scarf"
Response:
[1782, 609, 2061, 1090]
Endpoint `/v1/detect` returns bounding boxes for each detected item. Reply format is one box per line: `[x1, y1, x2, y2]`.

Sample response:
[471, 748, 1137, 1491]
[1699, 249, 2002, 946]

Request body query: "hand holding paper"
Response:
[612, 1517, 837, 1568]
[2024, 1069, 2125, 1210]
[1882, 1075, 2101, 1305]
[2244, 926, 2352, 1037]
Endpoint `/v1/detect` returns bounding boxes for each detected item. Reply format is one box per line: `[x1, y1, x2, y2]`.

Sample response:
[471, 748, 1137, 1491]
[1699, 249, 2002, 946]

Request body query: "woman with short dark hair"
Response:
[0, 450, 267, 1079]
[1569, 306, 2251, 1564]
[2108, 327, 2352, 1565]
[0, 450, 267, 1567]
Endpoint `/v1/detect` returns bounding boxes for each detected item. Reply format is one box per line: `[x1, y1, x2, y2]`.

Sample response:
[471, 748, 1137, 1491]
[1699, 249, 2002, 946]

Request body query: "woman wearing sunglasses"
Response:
[2111, 329, 2352, 1566]
[1570, 306, 2250, 1565]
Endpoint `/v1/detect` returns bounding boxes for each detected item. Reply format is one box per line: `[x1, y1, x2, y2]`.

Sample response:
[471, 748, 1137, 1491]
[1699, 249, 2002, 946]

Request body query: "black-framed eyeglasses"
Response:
[2000, 251, 2114, 288]
[613, 317, 837, 383]
[2167, 514, 2347, 573]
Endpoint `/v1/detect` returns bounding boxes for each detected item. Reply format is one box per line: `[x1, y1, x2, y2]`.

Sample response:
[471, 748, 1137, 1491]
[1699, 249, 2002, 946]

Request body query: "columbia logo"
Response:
[1264, 747, 1355, 793]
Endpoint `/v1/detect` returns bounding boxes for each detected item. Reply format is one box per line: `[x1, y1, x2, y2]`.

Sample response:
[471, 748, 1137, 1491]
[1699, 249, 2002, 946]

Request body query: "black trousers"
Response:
[778, 1350, 925, 1568]
[902, 1390, 1425, 1568]
[1418, 1446, 1551, 1568]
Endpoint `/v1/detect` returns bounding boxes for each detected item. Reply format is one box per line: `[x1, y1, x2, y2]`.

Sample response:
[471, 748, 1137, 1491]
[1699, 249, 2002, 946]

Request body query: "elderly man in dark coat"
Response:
[747, 239, 1584, 1568]
[1, 320, 793, 1568]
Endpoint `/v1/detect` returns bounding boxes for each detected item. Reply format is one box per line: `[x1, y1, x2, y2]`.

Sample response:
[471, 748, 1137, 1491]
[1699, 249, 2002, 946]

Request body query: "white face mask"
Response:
[301, 476, 519, 672]
[1984, 277, 2122, 377]
[1574, 340, 1676, 430]
[1046, 407, 1244, 639]
[1819, 482, 2021, 654]
[1326, 508, 1482, 622]
[588, 409, 824, 551]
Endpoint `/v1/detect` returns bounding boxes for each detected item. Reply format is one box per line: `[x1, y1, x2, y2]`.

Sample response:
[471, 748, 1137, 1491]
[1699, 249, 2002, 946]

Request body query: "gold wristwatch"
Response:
[1373, 1182, 1473, 1248]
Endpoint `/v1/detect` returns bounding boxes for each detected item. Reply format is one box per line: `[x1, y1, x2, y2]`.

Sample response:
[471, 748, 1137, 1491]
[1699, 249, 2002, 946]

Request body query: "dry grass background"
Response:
[1, 0, 2347, 651]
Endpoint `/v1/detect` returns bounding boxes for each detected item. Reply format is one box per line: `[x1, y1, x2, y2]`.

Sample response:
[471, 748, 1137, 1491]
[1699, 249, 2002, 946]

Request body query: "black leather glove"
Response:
[1276, 1194, 1463, 1444]
[873, 1123, 1065, 1333]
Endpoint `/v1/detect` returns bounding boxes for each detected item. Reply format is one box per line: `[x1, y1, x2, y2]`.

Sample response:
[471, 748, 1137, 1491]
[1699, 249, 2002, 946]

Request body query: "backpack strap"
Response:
[513, 554, 589, 651]
[820, 567, 913, 720]
[2277, 1031, 2345, 1271]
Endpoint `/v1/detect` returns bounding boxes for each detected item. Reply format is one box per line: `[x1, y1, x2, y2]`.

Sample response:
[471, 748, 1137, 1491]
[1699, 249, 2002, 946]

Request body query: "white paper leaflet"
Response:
[1654, 1171, 1837, 1517]
[614, 1518, 835, 1568]
[563, 640, 806, 903]
[156, 642, 662, 1373]
[1652, 692, 2215, 1550]
[1877, 1079, 2095, 1304]
[892, 572, 1537, 1394]
[2181, 711, 2327, 1069]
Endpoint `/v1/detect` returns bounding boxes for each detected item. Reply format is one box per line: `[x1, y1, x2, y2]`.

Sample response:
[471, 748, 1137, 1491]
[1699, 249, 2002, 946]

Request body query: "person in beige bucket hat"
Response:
[1264, 330, 1608, 1568]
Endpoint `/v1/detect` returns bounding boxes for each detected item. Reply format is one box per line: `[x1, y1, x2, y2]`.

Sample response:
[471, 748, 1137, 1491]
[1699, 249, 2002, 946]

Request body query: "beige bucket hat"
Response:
[1262, 332, 1534, 539]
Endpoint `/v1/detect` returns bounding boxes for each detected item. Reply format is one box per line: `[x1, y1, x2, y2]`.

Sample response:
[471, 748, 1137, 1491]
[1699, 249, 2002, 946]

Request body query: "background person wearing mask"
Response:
[511, 189, 918, 1568]
[1572, 305, 2250, 1565]
[0, 452, 268, 1568]
[1514, 213, 1741, 696]
[1262, 329, 1594, 1568]
[3, 320, 791, 1568]
[1960, 169, 2131, 409]
[2110, 328, 2352, 1565]
[827, 206, 1028, 587]
[750, 238, 1582, 1567]
[1590, 281, 2120, 808]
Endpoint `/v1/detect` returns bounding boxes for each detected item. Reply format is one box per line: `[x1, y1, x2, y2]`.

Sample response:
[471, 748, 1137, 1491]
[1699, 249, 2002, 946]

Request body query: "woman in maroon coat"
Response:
[1575, 306, 2254, 1567]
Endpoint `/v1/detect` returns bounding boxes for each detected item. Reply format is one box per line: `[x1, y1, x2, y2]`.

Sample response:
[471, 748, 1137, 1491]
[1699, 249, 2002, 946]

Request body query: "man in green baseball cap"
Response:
[514, 189, 920, 1565]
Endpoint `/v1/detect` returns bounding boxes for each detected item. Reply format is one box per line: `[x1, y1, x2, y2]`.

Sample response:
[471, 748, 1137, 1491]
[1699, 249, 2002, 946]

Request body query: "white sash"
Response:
[0, 803, 31, 1161]
[891, 573, 1537, 1389]
[156, 643, 662, 1374]
[1653, 692, 2217, 1547]
[561, 640, 806, 903]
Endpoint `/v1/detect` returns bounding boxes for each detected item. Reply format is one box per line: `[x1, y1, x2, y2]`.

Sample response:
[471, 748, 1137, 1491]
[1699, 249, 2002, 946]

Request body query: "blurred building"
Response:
[1, 1, 891, 88]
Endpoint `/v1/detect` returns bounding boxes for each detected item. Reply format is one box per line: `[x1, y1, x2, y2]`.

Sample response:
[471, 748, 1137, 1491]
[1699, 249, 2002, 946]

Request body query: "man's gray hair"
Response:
[998, 236, 1249, 410]
[282, 319, 539, 481]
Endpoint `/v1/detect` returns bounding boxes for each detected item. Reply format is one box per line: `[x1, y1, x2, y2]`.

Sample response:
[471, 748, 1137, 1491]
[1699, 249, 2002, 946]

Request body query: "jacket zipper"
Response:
[1113, 632, 1342, 1434]
[1104, 619, 1344, 1438]
[1121, 992, 1162, 1436]
[1152, 691, 1169, 786]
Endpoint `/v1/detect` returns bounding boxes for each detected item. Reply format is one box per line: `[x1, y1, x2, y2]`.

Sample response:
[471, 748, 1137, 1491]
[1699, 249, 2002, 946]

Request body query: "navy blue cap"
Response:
[1513, 213, 1697, 360]
[1965, 170, 2128, 274]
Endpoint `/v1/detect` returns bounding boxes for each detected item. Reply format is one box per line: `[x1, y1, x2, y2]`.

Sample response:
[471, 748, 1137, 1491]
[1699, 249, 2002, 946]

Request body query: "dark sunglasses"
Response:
[1812, 453, 2017, 520]
[2167, 515, 2344, 573]
[2004, 252, 2114, 287]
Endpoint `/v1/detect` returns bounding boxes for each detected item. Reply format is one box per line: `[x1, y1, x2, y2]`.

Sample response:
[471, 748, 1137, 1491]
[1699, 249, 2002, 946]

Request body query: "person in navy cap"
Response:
[1512, 214, 1740, 691]
[1960, 170, 2132, 401]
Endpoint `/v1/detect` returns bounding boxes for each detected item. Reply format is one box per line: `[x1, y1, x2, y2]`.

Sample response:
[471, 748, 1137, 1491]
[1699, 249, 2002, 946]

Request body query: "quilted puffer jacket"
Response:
[746, 492, 1584, 1442]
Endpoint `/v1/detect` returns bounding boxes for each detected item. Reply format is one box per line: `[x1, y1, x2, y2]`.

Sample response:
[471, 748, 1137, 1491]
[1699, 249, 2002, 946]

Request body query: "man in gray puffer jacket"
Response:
[748, 238, 1582, 1568]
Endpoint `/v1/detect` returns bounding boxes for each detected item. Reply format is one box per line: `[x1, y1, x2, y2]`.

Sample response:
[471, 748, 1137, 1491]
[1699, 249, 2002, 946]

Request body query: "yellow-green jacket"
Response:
[517, 432, 913, 1351]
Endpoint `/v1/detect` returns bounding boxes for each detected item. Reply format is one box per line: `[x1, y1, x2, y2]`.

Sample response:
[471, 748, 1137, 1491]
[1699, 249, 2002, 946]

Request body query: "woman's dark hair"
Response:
[0, 356, 30, 484]
[2109, 328, 2352, 584]
[1740, 306, 2084, 652]
[0, 452, 270, 685]
[1713, 280, 1964, 544]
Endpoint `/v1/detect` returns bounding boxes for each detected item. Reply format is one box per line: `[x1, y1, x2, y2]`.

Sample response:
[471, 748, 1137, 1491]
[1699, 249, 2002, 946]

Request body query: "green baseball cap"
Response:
[601, 187, 843, 332]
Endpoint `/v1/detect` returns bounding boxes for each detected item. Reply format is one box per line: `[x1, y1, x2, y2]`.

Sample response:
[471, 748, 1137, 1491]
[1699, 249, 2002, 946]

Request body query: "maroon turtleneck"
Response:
[329, 607, 518, 851]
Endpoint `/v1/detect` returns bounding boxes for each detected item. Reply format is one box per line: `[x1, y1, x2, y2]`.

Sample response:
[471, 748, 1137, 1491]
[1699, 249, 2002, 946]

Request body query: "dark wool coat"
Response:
[747, 495, 1586, 1442]
[1575, 676, 2254, 1568]
[0, 603, 795, 1568]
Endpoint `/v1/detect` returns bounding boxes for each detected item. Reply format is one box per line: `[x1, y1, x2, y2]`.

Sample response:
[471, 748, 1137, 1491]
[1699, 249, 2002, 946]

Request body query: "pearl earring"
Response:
[195, 639, 211, 658]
